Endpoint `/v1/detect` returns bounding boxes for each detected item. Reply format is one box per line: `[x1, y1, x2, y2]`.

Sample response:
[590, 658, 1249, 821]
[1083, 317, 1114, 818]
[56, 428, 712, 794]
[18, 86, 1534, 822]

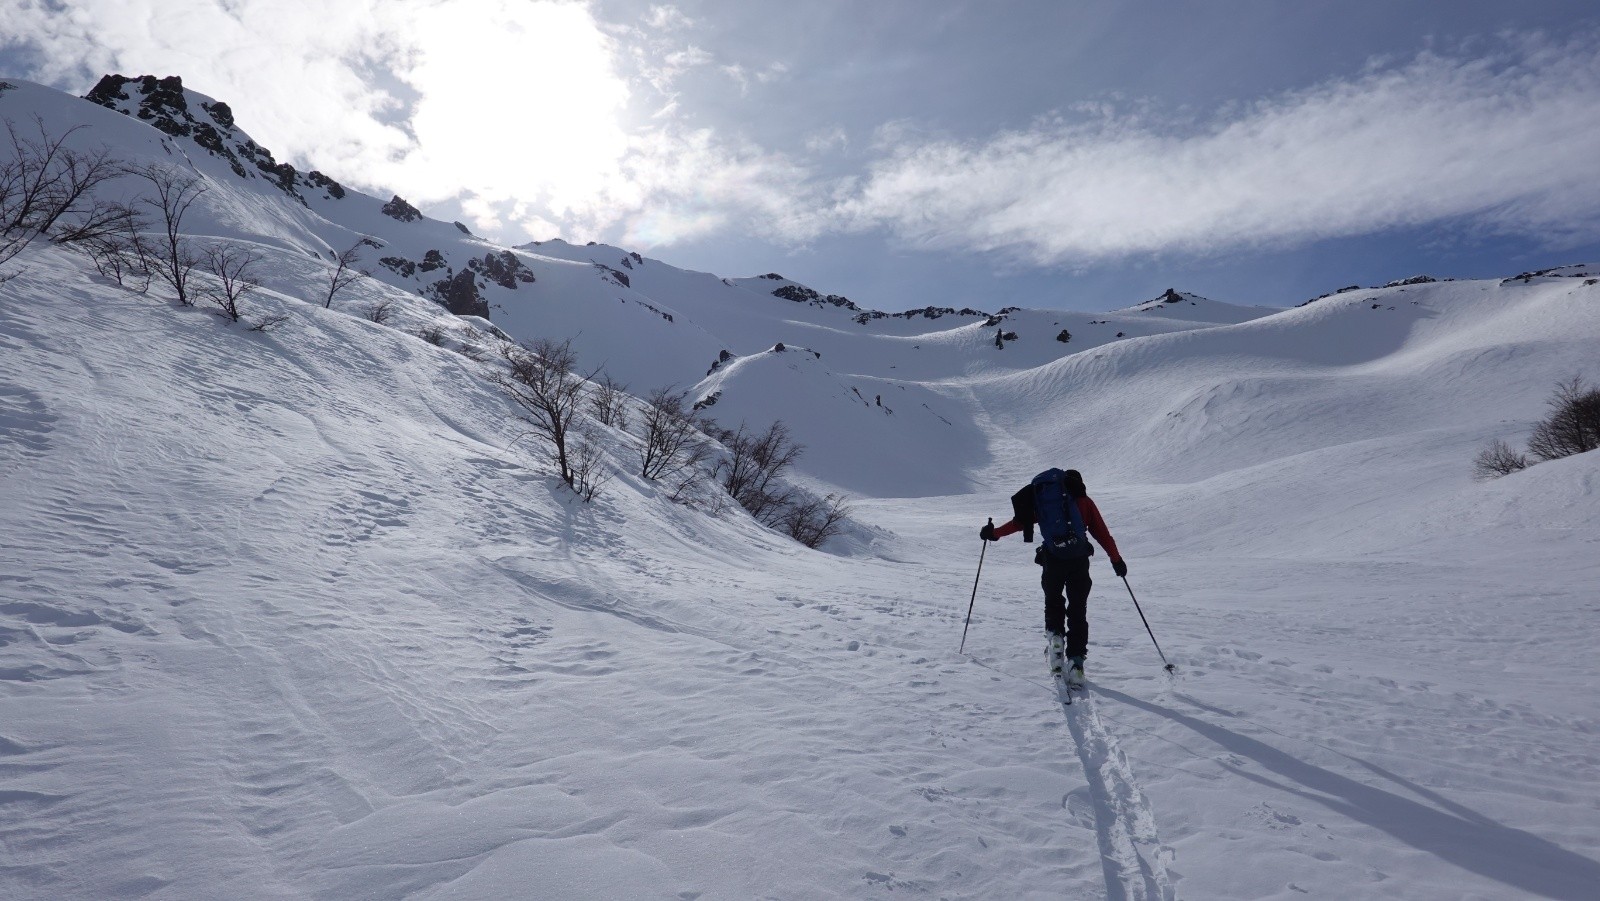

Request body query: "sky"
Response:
[4, 0, 1600, 312]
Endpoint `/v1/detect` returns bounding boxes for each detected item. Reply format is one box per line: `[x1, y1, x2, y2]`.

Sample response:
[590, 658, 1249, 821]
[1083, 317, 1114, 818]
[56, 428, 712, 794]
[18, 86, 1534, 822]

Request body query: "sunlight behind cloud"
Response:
[380, 0, 632, 215]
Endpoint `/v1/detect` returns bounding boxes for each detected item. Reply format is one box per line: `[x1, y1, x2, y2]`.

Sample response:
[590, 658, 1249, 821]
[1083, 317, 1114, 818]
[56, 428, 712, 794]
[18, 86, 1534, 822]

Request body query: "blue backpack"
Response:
[1032, 469, 1092, 560]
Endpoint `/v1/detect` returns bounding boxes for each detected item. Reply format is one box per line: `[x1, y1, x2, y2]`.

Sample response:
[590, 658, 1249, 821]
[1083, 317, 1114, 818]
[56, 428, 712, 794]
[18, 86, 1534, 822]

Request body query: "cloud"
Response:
[6, 8, 1596, 265]
[835, 33, 1600, 264]
[0, 1, 637, 206]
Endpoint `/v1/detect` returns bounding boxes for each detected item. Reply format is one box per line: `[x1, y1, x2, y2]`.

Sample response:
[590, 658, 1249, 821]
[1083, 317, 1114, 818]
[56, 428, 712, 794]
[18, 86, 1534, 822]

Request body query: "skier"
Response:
[979, 469, 1127, 684]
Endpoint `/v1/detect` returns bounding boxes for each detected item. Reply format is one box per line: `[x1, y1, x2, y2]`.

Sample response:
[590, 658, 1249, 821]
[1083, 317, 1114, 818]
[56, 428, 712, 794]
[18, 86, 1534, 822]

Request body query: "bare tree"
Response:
[781, 492, 852, 548]
[498, 337, 595, 488]
[719, 420, 802, 526]
[1526, 375, 1600, 462]
[569, 422, 612, 502]
[1472, 439, 1530, 480]
[1, 117, 128, 274]
[81, 216, 152, 291]
[135, 164, 207, 306]
[323, 240, 369, 308]
[590, 372, 630, 429]
[638, 386, 712, 485]
[201, 244, 259, 322]
[415, 325, 447, 345]
[365, 298, 396, 324]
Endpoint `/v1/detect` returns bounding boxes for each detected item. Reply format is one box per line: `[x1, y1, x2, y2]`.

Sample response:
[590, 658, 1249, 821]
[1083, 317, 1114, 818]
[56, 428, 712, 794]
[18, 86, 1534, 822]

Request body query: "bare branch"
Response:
[324, 240, 370, 308]
[1472, 438, 1529, 480]
[495, 337, 593, 488]
[135, 164, 207, 306]
[1527, 375, 1600, 461]
[201, 243, 260, 322]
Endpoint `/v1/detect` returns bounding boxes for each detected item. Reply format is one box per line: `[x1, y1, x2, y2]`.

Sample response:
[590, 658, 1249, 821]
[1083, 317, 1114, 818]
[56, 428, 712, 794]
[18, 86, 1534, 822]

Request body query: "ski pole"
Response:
[1122, 576, 1176, 673]
[959, 519, 993, 653]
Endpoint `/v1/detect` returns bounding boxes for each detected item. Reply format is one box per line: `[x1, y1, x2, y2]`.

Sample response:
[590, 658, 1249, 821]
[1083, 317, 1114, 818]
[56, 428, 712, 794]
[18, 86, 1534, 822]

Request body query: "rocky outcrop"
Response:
[381, 195, 424, 223]
[308, 171, 346, 199]
[474, 251, 535, 289]
[595, 264, 630, 287]
[425, 269, 488, 318]
[419, 250, 448, 273]
[395, 250, 534, 318]
[772, 283, 860, 313]
[84, 74, 327, 205]
[379, 257, 417, 278]
[853, 305, 989, 325]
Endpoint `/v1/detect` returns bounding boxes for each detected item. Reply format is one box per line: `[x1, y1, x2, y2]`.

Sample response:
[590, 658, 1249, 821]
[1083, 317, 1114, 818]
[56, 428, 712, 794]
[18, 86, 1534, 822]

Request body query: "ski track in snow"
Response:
[1063, 686, 1177, 901]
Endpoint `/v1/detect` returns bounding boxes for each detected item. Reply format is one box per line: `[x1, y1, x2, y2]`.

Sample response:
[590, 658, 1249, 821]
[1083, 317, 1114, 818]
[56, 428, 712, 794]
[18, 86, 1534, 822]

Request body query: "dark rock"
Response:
[1383, 275, 1436, 288]
[1056, 329, 1072, 343]
[419, 250, 448, 273]
[774, 284, 820, 303]
[379, 257, 416, 278]
[475, 251, 535, 288]
[426, 269, 489, 318]
[454, 220, 472, 235]
[309, 171, 346, 199]
[204, 101, 235, 128]
[382, 195, 424, 222]
[595, 263, 630, 287]
[1162, 288, 1182, 303]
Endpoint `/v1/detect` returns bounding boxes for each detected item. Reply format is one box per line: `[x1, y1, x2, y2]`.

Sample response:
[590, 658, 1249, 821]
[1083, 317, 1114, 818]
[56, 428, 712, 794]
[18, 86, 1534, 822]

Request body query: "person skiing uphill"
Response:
[979, 468, 1126, 684]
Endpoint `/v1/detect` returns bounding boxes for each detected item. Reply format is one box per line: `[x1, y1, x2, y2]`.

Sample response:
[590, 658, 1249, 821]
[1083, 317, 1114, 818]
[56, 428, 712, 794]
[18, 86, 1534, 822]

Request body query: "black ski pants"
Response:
[1041, 555, 1093, 658]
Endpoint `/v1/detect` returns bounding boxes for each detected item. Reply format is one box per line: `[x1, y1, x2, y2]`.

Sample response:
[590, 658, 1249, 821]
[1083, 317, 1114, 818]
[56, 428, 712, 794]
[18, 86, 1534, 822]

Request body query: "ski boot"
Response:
[1046, 633, 1065, 674]
[1065, 655, 1086, 686]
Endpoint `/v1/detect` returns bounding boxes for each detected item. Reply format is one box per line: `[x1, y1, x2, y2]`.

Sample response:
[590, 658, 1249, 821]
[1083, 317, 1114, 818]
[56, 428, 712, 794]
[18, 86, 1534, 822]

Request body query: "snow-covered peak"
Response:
[84, 73, 346, 206]
[1119, 287, 1276, 324]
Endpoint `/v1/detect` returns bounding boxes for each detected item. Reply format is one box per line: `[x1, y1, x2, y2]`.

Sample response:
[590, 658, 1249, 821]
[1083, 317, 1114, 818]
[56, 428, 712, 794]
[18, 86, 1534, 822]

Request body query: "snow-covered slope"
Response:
[3, 75, 1599, 900]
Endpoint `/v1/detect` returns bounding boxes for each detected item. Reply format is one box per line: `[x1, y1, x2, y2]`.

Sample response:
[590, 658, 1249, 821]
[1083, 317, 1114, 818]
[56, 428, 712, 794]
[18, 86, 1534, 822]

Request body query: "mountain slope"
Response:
[3, 75, 1599, 901]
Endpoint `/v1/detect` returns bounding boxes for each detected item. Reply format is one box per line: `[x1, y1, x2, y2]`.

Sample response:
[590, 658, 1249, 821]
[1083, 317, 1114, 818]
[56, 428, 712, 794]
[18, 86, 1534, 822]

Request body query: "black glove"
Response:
[1112, 559, 1128, 578]
[979, 522, 997, 542]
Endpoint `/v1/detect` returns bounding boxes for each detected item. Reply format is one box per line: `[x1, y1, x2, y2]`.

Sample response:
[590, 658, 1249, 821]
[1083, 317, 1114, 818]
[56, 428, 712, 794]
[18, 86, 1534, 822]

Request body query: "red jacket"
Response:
[994, 495, 1122, 562]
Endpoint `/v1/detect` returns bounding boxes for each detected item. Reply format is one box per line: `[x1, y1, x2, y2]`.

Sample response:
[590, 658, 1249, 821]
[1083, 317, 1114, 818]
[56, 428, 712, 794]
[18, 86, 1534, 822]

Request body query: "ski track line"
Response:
[1065, 688, 1177, 901]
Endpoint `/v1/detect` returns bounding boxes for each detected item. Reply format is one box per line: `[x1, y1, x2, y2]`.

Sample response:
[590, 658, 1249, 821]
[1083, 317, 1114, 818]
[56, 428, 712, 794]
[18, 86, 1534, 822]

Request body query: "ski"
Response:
[1055, 673, 1083, 705]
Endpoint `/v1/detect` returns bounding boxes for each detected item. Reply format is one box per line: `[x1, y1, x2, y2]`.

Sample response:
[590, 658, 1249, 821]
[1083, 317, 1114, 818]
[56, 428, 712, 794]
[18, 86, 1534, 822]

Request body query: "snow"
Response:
[3, 77, 1600, 900]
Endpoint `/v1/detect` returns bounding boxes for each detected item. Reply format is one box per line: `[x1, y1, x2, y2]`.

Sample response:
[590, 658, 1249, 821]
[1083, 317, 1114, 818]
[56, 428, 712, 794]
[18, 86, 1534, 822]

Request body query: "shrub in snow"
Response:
[1472, 439, 1529, 480]
[718, 420, 800, 526]
[200, 244, 259, 322]
[638, 387, 707, 483]
[712, 420, 852, 548]
[1, 118, 136, 281]
[364, 299, 396, 324]
[135, 164, 207, 307]
[781, 492, 853, 549]
[589, 373, 630, 430]
[1527, 376, 1600, 462]
[1474, 375, 1600, 478]
[497, 337, 596, 492]
[568, 423, 611, 503]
